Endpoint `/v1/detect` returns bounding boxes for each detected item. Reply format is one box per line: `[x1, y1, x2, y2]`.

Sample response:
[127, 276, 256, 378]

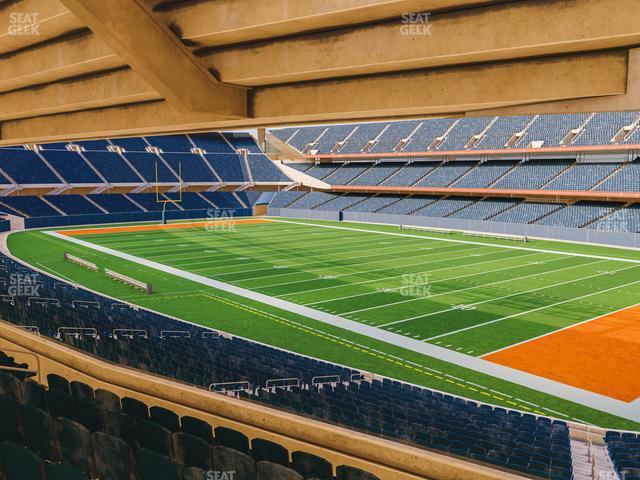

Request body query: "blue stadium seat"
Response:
[87, 194, 145, 213]
[0, 196, 61, 218]
[43, 195, 102, 215]
[40, 151, 101, 184]
[82, 151, 143, 183]
[0, 149, 58, 184]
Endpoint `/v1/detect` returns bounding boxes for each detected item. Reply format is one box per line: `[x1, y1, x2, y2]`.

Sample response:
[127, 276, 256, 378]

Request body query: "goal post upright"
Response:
[155, 161, 183, 225]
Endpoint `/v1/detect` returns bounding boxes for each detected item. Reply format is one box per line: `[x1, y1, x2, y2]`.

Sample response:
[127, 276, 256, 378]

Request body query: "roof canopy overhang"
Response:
[1, 0, 640, 145]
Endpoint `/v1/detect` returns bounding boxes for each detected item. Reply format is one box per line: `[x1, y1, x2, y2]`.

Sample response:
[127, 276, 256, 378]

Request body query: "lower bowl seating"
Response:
[0, 253, 575, 479]
[0, 368, 381, 480]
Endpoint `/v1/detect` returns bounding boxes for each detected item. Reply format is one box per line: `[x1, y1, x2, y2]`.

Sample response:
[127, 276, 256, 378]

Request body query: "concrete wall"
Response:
[269, 208, 340, 221]
[24, 208, 252, 229]
[268, 208, 640, 249]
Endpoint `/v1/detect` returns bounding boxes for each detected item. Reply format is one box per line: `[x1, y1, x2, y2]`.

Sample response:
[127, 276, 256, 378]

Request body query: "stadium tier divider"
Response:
[22, 208, 252, 229]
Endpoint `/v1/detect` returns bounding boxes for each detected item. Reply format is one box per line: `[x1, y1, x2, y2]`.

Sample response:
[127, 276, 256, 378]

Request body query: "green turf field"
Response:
[8, 217, 640, 429]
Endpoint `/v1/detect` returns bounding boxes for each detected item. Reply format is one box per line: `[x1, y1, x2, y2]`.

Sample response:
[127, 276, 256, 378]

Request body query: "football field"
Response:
[9, 217, 640, 428]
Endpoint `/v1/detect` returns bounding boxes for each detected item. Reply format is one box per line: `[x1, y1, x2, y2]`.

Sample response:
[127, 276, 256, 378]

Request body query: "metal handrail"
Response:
[265, 377, 300, 389]
[16, 326, 39, 335]
[27, 297, 60, 307]
[71, 300, 101, 309]
[160, 330, 191, 339]
[113, 329, 148, 339]
[209, 381, 251, 393]
[56, 327, 98, 339]
[311, 375, 341, 386]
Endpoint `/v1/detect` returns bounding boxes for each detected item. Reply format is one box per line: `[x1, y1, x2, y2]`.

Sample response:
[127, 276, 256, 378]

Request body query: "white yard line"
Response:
[188, 238, 450, 276]
[480, 301, 640, 357]
[106, 230, 429, 274]
[244, 245, 501, 289]
[424, 271, 640, 342]
[279, 251, 553, 297]
[379, 259, 621, 328]
[97, 222, 406, 255]
[94, 225, 307, 246]
[306, 251, 554, 305]
[269, 219, 640, 264]
[347, 257, 606, 317]
[204, 242, 484, 279]
[46, 229, 640, 423]
[160, 235, 426, 271]
[115, 227, 407, 255]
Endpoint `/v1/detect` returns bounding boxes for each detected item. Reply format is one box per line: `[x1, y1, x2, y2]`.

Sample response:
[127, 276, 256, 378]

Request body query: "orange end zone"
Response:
[483, 304, 640, 402]
[58, 218, 272, 236]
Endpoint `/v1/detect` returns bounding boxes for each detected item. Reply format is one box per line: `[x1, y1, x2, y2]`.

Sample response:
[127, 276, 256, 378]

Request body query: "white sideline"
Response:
[424, 272, 640, 342]
[47, 230, 640, 422]
[195, 239, 458, 278]
[268, 219, 640, 264]
[482, 301, 640, 357]
[306, 251, 551, 305]
[239, 245, 495, 287]
[374, 258, 609, 327]
[280, 250, 547, 297]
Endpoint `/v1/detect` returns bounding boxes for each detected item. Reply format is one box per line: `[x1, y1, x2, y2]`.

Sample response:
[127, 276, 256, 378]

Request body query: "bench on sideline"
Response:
[63, 252, 98, 271]
[399, 224, 527, 242]
[105, 268, 152, 294]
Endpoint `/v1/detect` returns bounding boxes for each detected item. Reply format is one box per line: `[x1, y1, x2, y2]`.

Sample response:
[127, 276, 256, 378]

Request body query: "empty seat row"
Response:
[0, 369, 378, 480]
[272, 111, 640, 154]
[0, 133, 288, 186]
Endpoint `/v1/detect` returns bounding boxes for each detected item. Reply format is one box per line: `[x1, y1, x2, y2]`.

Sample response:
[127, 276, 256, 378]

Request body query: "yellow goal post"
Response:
[155, 161, 183, 224]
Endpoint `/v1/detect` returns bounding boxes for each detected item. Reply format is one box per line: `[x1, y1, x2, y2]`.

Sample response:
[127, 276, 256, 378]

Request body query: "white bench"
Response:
[63, 253, 98, 271]
[105, 268, 152, 294]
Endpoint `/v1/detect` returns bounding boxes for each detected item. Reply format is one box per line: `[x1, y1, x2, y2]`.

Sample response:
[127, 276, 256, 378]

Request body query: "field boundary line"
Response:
[424, 270, 640, 342]
[46, 229, 640, 423]
[194, 239, 460, 278]
[481, 301, 640, 357]
[306, 251, 550, 305]
[247, 245, 498, 289]
[269, 219, 640, 264]
[346, 257, 600, 316]
[373, 258, 606, 326]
